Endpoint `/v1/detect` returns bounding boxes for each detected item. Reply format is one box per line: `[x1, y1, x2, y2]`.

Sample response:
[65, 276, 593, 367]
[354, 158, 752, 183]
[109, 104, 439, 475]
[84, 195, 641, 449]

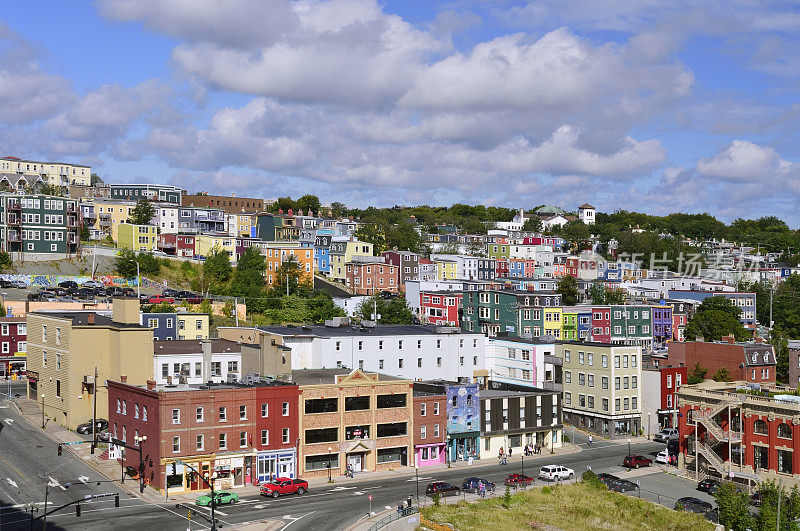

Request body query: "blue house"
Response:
[446, 383, 480, 462]
[314, 234, 332, 274]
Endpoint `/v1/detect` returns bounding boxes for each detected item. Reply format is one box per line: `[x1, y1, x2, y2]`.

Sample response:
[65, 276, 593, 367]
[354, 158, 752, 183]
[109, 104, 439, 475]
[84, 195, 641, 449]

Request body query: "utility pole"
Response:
[770, 286, 774, 329]
[41, 394, 45, 429]
[91, 366, 98, 455]
[234, 297, 239, 326]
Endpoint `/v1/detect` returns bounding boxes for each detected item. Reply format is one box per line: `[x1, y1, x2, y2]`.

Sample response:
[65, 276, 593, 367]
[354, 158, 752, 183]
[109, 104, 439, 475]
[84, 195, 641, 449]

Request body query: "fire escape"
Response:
[691, 397, 756, 482]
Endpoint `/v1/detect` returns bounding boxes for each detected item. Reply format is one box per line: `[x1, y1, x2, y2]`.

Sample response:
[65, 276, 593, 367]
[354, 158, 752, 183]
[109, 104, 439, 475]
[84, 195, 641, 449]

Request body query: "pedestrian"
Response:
[407, 495, 413, 508]
[397, 502, 403, 515]
[588, 435, 593, 446]
[479, 481, 486, 498]
[509, 447, 512, 458]
[499, 447, 504, 460]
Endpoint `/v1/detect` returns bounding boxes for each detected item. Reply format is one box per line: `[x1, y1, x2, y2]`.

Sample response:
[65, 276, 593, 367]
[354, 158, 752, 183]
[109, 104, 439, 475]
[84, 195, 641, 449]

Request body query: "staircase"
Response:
[696, 410, 742, 444]
[99, 449, 109, 461]
[696, 444, 726, 472]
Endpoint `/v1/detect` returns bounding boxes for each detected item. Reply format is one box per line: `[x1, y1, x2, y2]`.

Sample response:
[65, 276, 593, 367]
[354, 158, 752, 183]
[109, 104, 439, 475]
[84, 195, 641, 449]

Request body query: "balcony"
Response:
[541, 381, 562, 392]
[66, 203, 77, 213]
[67, 217, 78, 228]
[67, 233, 77, 244]
[8, 232, 20, 242]
[543, 354, 563, 366]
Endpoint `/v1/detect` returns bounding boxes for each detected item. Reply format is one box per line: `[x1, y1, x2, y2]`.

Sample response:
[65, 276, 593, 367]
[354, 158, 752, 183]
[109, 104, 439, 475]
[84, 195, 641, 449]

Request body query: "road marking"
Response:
[192, 505, 228, 516]
[1, 457, 26, 481]
[362, 486, 382, 490]
[48, 476, 66, 491]
[3, 418, 12, 423]
[78, 475, 89, 484]
[331, 486, 356, 491]
[353, 491, 364, 495]
[254, 504, 266, 509]
[407, 476, 433, 482]
[280, 512, 314, 530]
[6, 478, 18, 488]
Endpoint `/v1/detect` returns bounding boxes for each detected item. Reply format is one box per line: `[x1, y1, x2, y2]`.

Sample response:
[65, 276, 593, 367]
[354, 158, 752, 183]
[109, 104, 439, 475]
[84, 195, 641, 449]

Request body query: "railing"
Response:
[367, 507, 419, 531]
[542, 381, 562, 392]
[543, 354, 562, 366]
[695, 410, 742, 444]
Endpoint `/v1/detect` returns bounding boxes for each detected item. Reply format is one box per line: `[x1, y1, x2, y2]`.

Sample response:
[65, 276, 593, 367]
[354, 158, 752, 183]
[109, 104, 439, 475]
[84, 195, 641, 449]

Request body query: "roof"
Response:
[289, 368, 405, 386]
[0, 156, 90, 168]
[534, 205, 565, 215]
[480, 388, 557, 398]
[153, 339, 242, 355]
[256, 323, 472, 338]
[578, 204, 595, 209]
[31, 311, 147, 329]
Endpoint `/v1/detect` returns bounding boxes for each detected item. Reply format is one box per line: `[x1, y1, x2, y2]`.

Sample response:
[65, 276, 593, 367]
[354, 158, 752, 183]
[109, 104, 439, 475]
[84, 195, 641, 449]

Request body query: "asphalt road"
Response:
[0, 386, 713, 530]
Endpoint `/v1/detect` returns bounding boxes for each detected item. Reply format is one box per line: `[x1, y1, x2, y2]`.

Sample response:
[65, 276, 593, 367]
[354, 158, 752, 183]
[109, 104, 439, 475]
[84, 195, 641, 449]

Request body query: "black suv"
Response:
[675, 497, 718, 522]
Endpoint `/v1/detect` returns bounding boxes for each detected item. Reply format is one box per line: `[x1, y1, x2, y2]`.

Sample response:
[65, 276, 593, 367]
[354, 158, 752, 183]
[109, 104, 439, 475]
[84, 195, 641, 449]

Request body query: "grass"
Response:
[420, 482, 714, 531]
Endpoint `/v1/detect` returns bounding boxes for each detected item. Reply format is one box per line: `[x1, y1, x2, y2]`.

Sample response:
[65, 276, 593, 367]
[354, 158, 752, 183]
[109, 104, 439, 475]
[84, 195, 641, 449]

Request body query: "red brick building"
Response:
[412, 390, 447, 467]
[678, 382, 800, 485]
[419, 291, 462, 326]
[667, 338, 775, 384]
[495, 259, 509, 278]
[107, 378, 299, 494]
[381, 250, 419, 291]
[345, 260, 400, 295]
[660, 366, 687, 428]
[0, 316, 26, 375]
[157, 233, 196, 258]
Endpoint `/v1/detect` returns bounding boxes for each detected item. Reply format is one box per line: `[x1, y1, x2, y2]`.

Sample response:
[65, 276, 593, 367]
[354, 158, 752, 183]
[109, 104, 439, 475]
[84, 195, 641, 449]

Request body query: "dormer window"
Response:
[763, 353, 769, 363]
[752, 353, 757, 363]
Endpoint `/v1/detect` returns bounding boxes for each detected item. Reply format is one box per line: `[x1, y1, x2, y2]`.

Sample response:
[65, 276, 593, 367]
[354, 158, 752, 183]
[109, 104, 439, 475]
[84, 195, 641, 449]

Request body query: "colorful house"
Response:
[542, 307, 563, 339]
[419, 291, 462, 326]
[117, 223, 157, 252]
[195, 233, 236, 259]
[328, 238, 373, 280]
[262, 244, 315, 287]
[435, 259, 458, 280]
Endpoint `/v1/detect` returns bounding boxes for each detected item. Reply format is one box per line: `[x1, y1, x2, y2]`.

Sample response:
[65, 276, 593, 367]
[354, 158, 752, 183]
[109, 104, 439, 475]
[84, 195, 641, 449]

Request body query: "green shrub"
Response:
[503, 486, 512, 508]
[581, 470, 604, 490]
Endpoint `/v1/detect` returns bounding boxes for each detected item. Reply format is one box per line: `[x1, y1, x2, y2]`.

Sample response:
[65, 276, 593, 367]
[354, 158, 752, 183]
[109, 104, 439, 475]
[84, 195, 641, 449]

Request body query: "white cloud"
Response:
[695, 140, 784, 182]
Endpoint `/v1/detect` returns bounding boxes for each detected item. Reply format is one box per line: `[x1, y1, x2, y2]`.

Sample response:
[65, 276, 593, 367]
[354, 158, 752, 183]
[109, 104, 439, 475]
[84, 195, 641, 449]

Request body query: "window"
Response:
[261, 403, 269, 417]
[228, 361, 238, 373]
[399, 359, 404, 368]
[778, 423, 792, 439]
[305, 428, 338, 444]
[667, 375, 672, 388]
[623, 356, 629, 368]
[615, 398, 621, 411]
[565, 392, 571, 405]
[632, 397, 637, 410]
[578, 373, 585, 386]
[377, 394, 407, 408]
[240, 405, 247, 419]
[632, 376, 637, 389]
[587, 353, 594, 366]
[602, 398, 609, 411]
[196, 434, 204, 450]
[196, 407, 204, 422]
[173, 436, 180, 453]
[631, 355, 637, 367]
[55, 379, 61, 398]
[377, 447, 405, 464]
[564, 350, 570, 363]
[306, 398, 338, 413]
[587, 374, 594, 387]
[564, 371, 571, 384]
[161, 364, 168, 378]
[345, 396, 369, 411]
[778, 449, 793, 474]
[172, 409, 180, 424]
[211, 362, 221, 376]
[219, 433, 227, 449]
[142, 406, 148, 422]
[240, 431, 248, 448]
[282, 428, 290, 443]
[421, 425, 427, 439]
[602, 355, 608, 368]
[433, 402, 439, 415]
[282, 402, 289, 416]
[615, 377, 620, 390]
[261, 430, 269, 446]
[624, 398, 629, 410]
[579, 352, 584, 364]
[219, 406, 227, 421]
[420, 403, 426, 416]
[753, 419, 768, 435]
[117, 399, 121, 414]
[377, 422, 407, 437]
[623, 377, 629, 389]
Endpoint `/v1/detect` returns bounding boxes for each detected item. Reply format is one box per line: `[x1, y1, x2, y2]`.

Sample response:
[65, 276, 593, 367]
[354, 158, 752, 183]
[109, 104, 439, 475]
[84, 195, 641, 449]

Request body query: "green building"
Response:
[460, 289, 562, 338]
[109, 183, 182, 204]
[0, 194, 79, 259]
[485, 235, 510, 260]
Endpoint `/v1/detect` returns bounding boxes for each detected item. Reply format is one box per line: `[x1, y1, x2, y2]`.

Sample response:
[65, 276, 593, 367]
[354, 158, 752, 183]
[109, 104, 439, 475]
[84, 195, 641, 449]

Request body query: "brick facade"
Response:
[667, 339, 776, 384]
[412, 393, 446, 467]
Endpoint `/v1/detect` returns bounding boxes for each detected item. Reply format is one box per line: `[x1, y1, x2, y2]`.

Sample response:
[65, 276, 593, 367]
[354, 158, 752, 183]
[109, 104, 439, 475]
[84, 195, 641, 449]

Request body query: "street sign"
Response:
[11, 374, 16, 381]
[368, 495, 373, 500]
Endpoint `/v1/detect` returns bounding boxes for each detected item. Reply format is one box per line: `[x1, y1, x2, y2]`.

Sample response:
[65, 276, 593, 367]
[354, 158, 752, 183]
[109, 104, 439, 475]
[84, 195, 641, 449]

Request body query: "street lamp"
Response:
[136, 260, 140, 299]
[40, 394, 45, 429]
[445, 435, 451, 468]
[627, 438, 631, 457]
[134, 435, 148, 493]
[327, 446, 333, 483]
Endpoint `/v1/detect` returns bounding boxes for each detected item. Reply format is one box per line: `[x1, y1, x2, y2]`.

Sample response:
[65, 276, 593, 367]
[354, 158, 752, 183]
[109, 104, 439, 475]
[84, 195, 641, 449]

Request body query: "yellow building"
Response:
[118, 223, 157, 252]
[177, 313, 210, 340]
[543, 307, 563, 339]
[195, 233, 236, 259]
[0, 156, 91, 187]
[93, 199, 137, 241]
[227, 213, 256, 238]
[262, 243, 315, 287]
[328, 239, 373, 280]
[25, 298, 154, 430]
[435, 259, 458, 280]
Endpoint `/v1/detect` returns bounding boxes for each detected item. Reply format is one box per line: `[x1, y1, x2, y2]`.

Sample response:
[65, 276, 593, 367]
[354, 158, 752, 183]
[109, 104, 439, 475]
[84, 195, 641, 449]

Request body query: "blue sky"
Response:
[2, 1, 800, 224]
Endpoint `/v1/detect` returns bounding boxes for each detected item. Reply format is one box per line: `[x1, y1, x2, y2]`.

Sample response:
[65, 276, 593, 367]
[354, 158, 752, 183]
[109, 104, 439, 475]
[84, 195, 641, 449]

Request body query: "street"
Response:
[0, 390, 716, 531]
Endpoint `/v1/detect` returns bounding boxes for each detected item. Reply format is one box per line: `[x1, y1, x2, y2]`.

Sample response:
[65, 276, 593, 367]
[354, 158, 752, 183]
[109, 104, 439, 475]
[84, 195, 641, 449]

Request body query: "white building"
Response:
[430, 254, 479, 280]
[332, 295, 371, 317]
[153, 339, 242, 385]
[577, 204, 596, 225]
[404, 279, 465, 314]
[257, 324, 486, 382]
[484, 337, 562, 391]
[155, 205, 180, 234]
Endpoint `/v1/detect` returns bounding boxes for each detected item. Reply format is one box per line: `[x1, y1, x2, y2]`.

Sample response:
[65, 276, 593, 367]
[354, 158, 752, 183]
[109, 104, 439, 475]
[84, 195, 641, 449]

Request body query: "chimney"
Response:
[112, 296, 140, 325]
[146, 379, 156, 391]
[120, 374, 127, 383]
[87, 314, 95, 325]
[754, 337, 765, 344]
[202, 340, 212, 383]
[723, 335, 735, 344]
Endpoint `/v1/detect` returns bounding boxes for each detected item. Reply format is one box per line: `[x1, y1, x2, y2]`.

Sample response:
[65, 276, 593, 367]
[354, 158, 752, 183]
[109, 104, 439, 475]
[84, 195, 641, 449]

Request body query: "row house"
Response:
[329, 237, 373, 281]
[107, 378, 300, 493]
[589, 305, 654, 349]
[196, 233, 236, 259]
[225, 212, 257, 238]
[90, 199, 137, 241]
[651, 304, 674, 350]
[345, 258, 400, 295]
[666, 338, 775, 384]
[382, 250, 420, 291]
[480, 388, 563, 457]
[234, 236, 263, 261]
[419, 291, 462, 326]
[418, 258, 437, 281]
[118, 223, 157, 252]
[477, 258, 496, 281]
[404, 279, 464, 316]
[262, 243, 315, 287]
[157, 232, 196, 258]
[0, 156, 91, 187]
[641, 365, 686, 432]
[110, 183, 182, 204]
[314, 234, 332, 274]
[485, 235, 510, 260]
[0, 194, 80, 259]
[667, 290, 757, 328]
[142, 313, 210, 342]
[460, 289, 563, 338]
[254, 212, 301, 242]
[508, 259, 536, 278]
[494, 259, 510, 278]
[0, 316, 26, 375]
[412, 388, 447, 468]
[561, 307, 592, 341]
[483, 336, 562, 391]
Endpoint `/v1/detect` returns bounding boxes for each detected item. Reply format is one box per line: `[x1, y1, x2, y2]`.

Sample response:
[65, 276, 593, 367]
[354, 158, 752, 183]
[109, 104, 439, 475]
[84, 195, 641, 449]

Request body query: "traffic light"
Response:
[57, 444, 62, 456]
[114, 494, 119, 507]
[76, 503, 81, 517]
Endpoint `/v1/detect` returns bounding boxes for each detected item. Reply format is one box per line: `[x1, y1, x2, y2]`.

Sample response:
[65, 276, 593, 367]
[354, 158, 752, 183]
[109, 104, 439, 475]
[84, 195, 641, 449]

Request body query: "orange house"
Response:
[262, 245, 315, 287]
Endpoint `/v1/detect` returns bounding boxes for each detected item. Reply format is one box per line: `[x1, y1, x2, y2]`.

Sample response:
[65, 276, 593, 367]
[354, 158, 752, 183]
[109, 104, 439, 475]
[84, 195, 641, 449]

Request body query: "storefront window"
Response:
[778, 450, 793, 474]
[305, 454, 338, 471]
[377, 447, 404, 463]
[345, 425, 370, 440]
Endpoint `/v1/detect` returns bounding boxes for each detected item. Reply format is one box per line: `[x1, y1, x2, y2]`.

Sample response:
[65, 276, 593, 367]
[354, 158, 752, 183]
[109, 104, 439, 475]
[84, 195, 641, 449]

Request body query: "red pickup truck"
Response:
[259, 478, 309, 498]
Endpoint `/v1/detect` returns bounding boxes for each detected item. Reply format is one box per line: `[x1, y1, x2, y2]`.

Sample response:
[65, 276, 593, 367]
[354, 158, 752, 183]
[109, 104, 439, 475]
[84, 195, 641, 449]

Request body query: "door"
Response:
[279, 460, 290, 476]
[348, 453, 362, 472]
[400, 448, 408, 467]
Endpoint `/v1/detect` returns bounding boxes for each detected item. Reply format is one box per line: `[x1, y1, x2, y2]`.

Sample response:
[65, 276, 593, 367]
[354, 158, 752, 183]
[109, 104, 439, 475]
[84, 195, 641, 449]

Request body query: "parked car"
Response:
[74, 288, 97, 300]
[674, 497, 717, 522]
[147, 295, 175, 304]
[504, 474, 534, 487]
[596, 473, 621, 490]
[43, 286, 69, 297]
[196, 491, 239, 506]
[9, 280, 28, 289]
[121, 287, 136, 298]
[162, 288, 180, 298]
[461, 477, 495, 493]
[58, 280, 79, 290]
[82, 280, 104, 289]
[176, 290, 202, 303]
[259, 478, 309, 497]
[538, 465, 574, 481]
[613, 479, 639, 493]
[750, 491, 762, 506]
[623, 455, 653, 469]
[655, 449, 677, 465]
[125, 465, 140, 480]
[654, 428, 679, 443]
[696, 479, 721, 494]
[0, 279, 13, 288]
[425, 482, 460, 497]
[105, 286, 126, 297]
[97, 431, 113, 442]
[76, 419, 109, 434]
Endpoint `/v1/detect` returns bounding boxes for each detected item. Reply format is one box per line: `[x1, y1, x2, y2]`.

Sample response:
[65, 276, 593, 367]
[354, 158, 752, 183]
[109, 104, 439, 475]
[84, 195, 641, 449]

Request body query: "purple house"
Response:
[652, 304, 673, 350]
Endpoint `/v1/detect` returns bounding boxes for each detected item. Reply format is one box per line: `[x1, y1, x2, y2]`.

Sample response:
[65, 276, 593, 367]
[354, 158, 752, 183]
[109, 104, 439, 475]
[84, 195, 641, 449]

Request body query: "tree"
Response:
[296, 194, 321, 214]
[0, 251, 11, 271]
[522, 217, 542, 232]
[38, 183, 65, 197]
[204, 249, 232, 285]
[137, 252, 161, 276]
[755, 480, 800, 531]
[355, 222, 386, 254]
[714, 481, 754, 531]
[386, 221, 424, 253]
[604, 288, 626, 305]
[687, 363, 708, 385]
[771, 329, 790, 384]
[685, 296, 748, 342]
[460, 218, 487, 235]
[90, 173, 103, 186]
[79, 225, 90, 242]
[330, 202, 347, 217]
[589, 282, 606, 304]
[712, 367, 732, 382]
[128, 199, 155, 225]
[355, 296, 415, 324]
[115, 248, 138, 277]
[773, 274, 800, 338]
[230, 247, 267, 311]
[275, 255, 302, 295]
[557, 276, 580, 306]
[143, 302, 177, 313]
